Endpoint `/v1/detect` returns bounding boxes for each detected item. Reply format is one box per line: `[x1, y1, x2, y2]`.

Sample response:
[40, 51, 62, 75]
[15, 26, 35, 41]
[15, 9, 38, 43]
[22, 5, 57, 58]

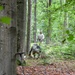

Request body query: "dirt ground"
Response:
[17, 58, 75, 75]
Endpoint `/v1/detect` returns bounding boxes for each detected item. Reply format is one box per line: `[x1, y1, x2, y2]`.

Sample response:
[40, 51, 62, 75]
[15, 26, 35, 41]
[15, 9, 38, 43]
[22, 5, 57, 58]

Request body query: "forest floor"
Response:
[17, 57, 75, 75]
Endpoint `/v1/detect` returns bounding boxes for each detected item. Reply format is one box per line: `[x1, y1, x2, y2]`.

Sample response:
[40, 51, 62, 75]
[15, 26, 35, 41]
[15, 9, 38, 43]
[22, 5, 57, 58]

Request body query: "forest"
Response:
[0, 0, 75, 75]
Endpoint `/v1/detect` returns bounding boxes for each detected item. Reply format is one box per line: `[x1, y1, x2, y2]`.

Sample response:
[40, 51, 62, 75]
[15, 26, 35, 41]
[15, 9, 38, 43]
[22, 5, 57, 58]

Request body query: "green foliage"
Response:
[38, 42, 75, 60]
[31, 0, 75, 60]
[0, 16, 11, 24]
[67, 34, 74, 41]
[16, 59, 26, 66]
[66, 30, 74, 41]
[0, 6, 3, 10]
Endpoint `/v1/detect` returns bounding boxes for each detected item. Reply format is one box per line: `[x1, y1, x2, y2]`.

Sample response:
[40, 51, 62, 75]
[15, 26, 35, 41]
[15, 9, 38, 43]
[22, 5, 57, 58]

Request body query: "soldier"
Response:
[37, 31, 45, 43]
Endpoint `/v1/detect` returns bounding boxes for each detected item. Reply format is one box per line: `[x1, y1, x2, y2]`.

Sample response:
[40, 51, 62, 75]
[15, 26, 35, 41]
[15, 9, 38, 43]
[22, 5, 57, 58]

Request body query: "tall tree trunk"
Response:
[9, 1, 17, 75]
[26, 0, 32, 54]
[64, 0, 68, 28]
[46, 0, 51, 44]
[0, 0, 17, 75]
[33, 0, 37, 43]
[0, 1, 6, 75]
[17, 0, 25, 53]
[23, 0, 27, 54]
[62, 0, 68, 43]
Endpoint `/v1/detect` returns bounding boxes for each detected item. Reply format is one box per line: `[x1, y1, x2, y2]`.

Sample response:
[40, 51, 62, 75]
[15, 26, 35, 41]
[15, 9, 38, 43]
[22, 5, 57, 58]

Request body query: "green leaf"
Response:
[0, 16, 11, 24]
[0, 6, 3, 10]
[67, 34, 74, 41]
[66, 30, 70, 34]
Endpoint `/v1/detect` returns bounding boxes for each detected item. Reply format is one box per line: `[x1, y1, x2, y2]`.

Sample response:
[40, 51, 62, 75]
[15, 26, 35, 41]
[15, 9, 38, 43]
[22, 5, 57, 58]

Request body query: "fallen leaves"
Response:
[17, 61, 75, 75]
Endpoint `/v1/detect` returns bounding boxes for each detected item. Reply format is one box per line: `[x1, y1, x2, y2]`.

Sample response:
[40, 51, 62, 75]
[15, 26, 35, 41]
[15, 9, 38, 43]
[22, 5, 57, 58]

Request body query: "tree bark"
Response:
[0, 0, 17, 75]
[26, 0, 32, 54]
[17, 0, 25, 53]
[64, 0, 68, 28]
[23, 0, 27, 54]
[62, 0, 68, 43]
[33, 0, 37, 43]
[46, 0, 51, 44]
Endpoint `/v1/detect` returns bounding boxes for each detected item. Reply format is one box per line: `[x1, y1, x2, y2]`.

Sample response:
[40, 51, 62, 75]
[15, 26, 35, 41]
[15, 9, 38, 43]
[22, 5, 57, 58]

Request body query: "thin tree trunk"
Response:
[33, 0, 37, 43]
[26, 0, 32, 54]
[62, 0, 68, 43]
[46, 0, 51, 44]
[64, 0, 68, 28]
[23, 0, 27, 54]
